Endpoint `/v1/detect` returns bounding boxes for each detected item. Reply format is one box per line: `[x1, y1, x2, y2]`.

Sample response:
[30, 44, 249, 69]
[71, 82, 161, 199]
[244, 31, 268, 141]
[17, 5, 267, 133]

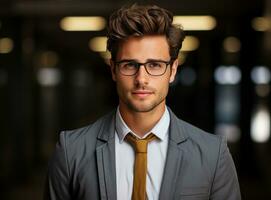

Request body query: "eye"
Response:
[123, 62, 137, 69]
[147, 62, 162, 68]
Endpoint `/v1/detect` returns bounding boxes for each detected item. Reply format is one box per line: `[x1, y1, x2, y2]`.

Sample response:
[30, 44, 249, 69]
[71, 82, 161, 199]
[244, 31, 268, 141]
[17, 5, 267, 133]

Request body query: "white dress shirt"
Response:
[115, 107, 170, 200]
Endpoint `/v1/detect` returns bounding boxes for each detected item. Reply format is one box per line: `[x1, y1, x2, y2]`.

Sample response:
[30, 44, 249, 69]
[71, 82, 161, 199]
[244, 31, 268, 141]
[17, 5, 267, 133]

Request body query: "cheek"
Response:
[116, 77, 131, 93]
[157, 78, 170, 94]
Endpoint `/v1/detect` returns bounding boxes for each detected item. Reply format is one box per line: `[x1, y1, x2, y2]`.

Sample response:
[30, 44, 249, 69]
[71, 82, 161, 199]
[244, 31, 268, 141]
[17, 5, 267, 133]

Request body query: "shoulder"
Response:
[55, 110, 116, 157]
[171, 113, 229, 175]
[179, 118, 224, 148]
[178, 117, 226, 158]
[175, 117, 230, 179]
[50, 110, 116, 174]
[169, 109, 226, 166]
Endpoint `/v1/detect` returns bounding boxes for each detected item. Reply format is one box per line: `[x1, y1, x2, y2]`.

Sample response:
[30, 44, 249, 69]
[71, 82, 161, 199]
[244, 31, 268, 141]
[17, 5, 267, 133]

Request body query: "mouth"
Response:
[132, 90, 153, 98]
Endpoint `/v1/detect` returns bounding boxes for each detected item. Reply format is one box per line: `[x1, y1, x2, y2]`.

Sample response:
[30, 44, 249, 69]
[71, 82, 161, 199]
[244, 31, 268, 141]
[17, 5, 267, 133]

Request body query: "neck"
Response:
[119, 103, 166, 138]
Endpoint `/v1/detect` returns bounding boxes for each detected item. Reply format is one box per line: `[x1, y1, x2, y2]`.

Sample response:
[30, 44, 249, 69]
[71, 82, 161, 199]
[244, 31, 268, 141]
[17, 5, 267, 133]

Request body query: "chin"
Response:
[127, 101, 162, 113]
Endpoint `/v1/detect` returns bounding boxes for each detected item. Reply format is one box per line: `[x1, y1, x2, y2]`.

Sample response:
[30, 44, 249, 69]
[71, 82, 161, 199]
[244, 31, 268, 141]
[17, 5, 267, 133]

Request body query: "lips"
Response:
[132, 90, 153, 98]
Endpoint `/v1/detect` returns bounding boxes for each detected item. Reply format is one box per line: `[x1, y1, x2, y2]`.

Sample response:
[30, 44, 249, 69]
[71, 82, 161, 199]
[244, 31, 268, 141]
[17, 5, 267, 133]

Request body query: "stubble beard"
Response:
[122, 92, 166, 113]
[117, 81, 168, 113]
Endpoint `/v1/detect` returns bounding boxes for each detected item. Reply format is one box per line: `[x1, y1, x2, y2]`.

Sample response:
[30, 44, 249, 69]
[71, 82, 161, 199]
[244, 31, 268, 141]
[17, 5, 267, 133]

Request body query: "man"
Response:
[44, 4, 241, 200]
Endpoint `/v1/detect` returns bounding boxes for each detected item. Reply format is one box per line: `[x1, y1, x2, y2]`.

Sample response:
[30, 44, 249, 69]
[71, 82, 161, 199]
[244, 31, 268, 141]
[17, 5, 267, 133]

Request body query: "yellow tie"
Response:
[125, 133, 157, 200]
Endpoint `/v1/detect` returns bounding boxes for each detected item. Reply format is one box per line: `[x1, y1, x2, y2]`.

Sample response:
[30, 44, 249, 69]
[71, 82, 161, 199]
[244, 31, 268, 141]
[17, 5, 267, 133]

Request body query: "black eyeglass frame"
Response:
[114, 59, 173, 76]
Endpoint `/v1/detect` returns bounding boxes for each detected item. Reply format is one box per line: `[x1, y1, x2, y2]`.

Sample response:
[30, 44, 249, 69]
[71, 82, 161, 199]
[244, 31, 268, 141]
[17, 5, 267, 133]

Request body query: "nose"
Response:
[134, 65, 149, 85]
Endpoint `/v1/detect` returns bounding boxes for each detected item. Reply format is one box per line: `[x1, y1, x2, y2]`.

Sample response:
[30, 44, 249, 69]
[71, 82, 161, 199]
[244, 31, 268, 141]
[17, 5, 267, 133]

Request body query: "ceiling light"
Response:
[89, 36, 107, 52]
[177, 52, 187, 65]
[173, 16, 216, 31]
[252, 17, 271, 31]
[37, 68, 61, 87]
[251, 66, 270, 84]
[100, 51, 111, 59]
[214, 65, 241, 85]
[251, 106, 270, 143]
[223, 37, 241, 53]
[60, 16, 106, 31]
[181, 36, 200, 51]
[0, 37, 14, 54]
[100, 51, 111, 65]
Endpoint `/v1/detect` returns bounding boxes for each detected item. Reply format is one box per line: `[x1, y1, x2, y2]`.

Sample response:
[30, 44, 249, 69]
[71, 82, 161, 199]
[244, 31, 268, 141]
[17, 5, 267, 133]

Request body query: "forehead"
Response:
[116, 35, 170, 61]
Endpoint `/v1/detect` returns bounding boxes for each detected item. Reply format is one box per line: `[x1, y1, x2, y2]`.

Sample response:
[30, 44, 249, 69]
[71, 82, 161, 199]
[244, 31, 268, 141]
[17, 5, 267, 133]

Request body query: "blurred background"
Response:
[0, 0, 271, 199]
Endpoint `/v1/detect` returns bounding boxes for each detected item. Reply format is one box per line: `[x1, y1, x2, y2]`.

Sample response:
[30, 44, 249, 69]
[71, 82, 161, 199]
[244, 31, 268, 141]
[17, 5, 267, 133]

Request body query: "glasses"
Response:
[114, 59, 172, 76]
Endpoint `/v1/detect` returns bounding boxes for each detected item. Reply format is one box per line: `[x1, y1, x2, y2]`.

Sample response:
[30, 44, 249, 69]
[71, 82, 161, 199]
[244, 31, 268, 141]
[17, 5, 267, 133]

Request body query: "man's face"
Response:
[110, 35, 178, 113]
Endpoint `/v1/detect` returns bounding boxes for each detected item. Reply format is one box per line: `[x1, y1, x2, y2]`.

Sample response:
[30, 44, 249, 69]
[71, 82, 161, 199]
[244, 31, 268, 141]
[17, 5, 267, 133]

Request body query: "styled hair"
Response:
[107, 4, 185, 61]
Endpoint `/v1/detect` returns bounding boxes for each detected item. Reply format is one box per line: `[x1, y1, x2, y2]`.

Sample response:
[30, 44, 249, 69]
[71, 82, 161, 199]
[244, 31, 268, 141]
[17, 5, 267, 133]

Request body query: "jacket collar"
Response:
[96, 109, 116, 142]
[96, 106, 189, 143]
[167, 107, 189, 144]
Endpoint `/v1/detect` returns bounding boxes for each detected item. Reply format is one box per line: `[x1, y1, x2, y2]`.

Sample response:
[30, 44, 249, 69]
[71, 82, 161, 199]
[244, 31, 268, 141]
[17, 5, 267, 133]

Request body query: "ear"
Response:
[110, 59, 116, 81]
[169, 59, 179, 83]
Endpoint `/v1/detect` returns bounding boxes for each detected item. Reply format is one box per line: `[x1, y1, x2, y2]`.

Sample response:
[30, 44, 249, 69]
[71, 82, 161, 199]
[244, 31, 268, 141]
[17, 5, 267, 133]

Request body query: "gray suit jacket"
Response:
[44, 108, 241, 200]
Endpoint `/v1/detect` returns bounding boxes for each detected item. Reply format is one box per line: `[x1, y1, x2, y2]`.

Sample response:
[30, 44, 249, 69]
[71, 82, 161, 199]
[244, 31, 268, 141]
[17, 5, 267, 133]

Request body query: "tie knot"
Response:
[125, 133, 157, 153]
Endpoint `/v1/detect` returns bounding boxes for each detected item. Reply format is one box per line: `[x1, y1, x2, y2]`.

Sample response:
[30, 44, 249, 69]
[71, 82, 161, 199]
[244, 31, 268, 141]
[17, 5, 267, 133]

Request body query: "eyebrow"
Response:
[116, 58, 170, 63]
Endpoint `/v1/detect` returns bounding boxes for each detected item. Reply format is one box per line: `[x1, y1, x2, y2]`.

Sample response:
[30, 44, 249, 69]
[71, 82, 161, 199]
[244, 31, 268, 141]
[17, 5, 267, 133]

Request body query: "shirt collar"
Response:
[115, 106, 170, 143]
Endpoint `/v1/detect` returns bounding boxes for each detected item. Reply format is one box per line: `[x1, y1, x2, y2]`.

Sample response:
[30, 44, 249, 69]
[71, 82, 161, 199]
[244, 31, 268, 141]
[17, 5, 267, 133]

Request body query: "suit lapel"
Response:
[96, 111, 117, 200]
[159, 108, 188, 200]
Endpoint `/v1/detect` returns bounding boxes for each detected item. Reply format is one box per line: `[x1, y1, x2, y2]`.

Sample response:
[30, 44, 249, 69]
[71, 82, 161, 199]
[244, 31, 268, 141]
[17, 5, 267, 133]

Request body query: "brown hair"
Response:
[107, 4, 185, 61]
